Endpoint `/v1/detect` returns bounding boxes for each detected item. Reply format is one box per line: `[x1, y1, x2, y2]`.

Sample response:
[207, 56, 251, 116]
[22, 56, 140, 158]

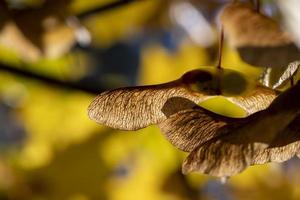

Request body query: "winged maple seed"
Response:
[221, 2, 300, 68]
[88, 69, 210, 130]
[160, 81, 300, 177]
[88, 68, 276, 130]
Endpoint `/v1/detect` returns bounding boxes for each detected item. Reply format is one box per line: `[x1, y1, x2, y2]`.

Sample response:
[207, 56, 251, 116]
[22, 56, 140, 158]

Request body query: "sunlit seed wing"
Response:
[221, 3, 300, 68]
[184, 123, 299, 177]
[182, 139, 254, 177]
[182, 82, 300, 177]
[159, 85, 277, 152]
[88, 68, 275, 131]
[252, 115, 300, 164]
[226, 85, 277, 115]
[221, 3, 291, 48]
[252, 142, 300, 165]
[159, 100, 232, 152]
[88, 69, 223, 130]
[180, 111, 262, 177]
[181, 109, 292, 177]
[88, 80, 209, 131]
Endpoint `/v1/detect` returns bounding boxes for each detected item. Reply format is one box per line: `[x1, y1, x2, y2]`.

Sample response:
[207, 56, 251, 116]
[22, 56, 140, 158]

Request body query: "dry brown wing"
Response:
[180, 110, 261, 177]
[252, 142, 300, 165]
[159, 100, 259, 176]
[181, 112, 287, 177]
[88, 68, 275, 132]
[182, 82, 300, 177]
[221, 3, 291, 47]
[88, 69, 224, 130]
[252, 115, 300, 164]
[158, 85, 277, 152]
[184, 115, 300, 177]
[182, 139, 255, 177]
[221, 2, 300, 68]
[226, 85, 277, 115]
[88, 80, 208, 131]
[182, 120, 300, 177]
[159, 99, 234, 152]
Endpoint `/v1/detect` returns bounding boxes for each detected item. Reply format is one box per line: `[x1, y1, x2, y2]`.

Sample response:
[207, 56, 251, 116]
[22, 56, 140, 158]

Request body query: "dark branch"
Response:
[0, 62, 105, 94]
[0, 1, 140, 94]
[77, 0, 136, 19]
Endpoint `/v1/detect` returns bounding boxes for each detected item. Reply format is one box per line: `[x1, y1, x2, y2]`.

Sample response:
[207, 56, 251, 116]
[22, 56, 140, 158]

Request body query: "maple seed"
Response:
[176, 81, 300, 177]
[221, 2, 300, 68]
[88, 68, 275, 130]
[88, 69, 214, 131]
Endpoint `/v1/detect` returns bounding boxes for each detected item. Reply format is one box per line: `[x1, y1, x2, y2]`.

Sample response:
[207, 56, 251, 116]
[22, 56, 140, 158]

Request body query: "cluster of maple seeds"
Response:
[88, 2, 300, 178]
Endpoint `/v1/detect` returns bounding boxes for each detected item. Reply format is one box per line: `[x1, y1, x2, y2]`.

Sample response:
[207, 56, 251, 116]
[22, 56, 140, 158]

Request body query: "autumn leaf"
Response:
[221, 2, 300, 68]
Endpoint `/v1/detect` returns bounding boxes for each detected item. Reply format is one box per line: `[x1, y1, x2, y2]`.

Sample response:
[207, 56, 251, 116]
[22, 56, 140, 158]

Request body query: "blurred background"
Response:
[0, 0, 300, 199]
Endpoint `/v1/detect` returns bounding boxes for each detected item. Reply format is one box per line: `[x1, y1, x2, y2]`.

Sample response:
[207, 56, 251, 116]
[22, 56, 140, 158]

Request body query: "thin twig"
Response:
[255, 0, 260, 12]
[77, 0, 136, 19]
[217, 26, 224, 69]
[216, 26, 224, 95]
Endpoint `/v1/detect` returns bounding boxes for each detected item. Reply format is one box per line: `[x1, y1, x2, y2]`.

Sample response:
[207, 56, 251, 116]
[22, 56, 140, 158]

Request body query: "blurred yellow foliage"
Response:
[83, 0, 161, 47]
[0, 0, 299, 199]
[18, 87, 100, 168]
[139, 40, 209, 85]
